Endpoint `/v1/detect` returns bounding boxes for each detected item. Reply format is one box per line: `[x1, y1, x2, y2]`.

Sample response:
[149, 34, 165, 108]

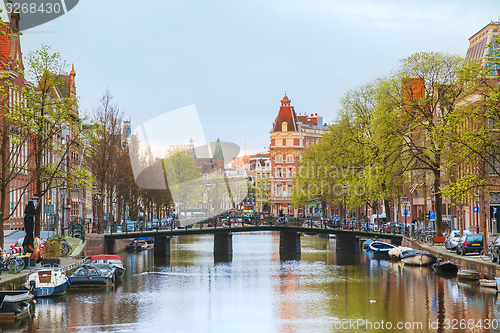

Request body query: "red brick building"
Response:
[269, 94, 325, 216]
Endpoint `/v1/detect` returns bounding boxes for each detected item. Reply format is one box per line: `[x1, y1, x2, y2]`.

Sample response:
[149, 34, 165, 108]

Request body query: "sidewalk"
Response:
[0, 237, 87, 289]
[405, 237, 499, 278]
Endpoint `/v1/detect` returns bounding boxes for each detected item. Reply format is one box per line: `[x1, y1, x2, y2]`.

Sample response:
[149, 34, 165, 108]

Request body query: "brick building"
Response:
[269, 94, 325, 216]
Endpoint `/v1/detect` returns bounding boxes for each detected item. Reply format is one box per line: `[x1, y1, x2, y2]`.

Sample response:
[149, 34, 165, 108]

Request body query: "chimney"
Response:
[69, 64, 76, 97]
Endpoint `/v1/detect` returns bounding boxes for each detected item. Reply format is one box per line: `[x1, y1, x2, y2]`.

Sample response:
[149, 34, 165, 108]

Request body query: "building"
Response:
[249, 153, 271, 213]
[466, 21, 500, 75]
[0, 13, 31, 230]
[269, 94, 325, 216]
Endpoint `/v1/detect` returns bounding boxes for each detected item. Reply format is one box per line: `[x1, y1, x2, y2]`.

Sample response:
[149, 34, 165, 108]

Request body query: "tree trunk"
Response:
[434, 170, 444, 236]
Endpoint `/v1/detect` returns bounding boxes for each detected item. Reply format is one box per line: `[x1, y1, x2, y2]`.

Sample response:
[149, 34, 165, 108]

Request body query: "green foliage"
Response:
[43, 238, 62, 259]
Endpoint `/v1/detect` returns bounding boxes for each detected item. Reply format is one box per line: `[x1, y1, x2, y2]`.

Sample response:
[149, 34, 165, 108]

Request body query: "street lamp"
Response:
[402, 196, 409, 236]
[342, 185, 348, 225]
[475, 192, 480, 233]
[60, 185, 67, 236]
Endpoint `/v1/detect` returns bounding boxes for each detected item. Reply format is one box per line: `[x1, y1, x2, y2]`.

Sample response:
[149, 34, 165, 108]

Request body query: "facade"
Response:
[249, 153, 271, 213]
[269, 94, 325, 216]
[466, 21, 500, 75]
[0, 13, 31, 230]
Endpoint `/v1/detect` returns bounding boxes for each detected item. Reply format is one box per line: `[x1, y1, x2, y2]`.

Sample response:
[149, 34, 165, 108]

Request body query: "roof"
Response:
[272, 94, 299, 132]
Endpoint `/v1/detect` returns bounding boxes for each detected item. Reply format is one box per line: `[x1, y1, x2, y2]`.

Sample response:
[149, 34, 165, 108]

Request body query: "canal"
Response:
[2, 232, 500, 332]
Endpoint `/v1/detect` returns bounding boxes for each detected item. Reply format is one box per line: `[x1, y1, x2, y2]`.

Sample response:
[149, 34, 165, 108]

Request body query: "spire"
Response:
[280, 93, 290, 107]
[69, 64, 76, 97]
[213, 138, 223, 160]
[190, 138, 196, 158]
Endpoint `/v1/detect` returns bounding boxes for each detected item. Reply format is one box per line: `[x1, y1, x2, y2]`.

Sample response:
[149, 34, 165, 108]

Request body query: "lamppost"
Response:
[342, 185, 348, 225]
[60, 185, 67, 236]
[402, 196, 409, 236]
[475, 192, 480, 233]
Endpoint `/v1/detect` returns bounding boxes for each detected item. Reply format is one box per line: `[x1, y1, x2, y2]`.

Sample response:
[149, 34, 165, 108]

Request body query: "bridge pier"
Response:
[154, 236, 171, 255]
[335, 233, 360, 253]
[279, 231, 301, 254]
[214, 232, 232, 255]
[104, 238, 116, 254]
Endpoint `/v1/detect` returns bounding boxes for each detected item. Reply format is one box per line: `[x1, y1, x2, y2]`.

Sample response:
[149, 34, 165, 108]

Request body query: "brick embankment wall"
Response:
[83, 234, 129, 256]
[403, 237, 500, 278]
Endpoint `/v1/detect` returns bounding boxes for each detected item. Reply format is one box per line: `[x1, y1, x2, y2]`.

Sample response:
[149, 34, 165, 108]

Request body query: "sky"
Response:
[8, 0, 500, 155]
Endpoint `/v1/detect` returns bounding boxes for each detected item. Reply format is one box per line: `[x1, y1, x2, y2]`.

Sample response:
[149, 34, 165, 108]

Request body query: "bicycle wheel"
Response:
[61, 242, 71, 257]
[8, 258, 24, 273]
[426, 236, 434, 245]
[480, 249, 493, 261]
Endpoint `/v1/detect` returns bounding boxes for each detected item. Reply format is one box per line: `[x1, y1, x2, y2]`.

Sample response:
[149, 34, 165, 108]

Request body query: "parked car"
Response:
[456, 234, 483, 255]
[445, 230, 471, 250]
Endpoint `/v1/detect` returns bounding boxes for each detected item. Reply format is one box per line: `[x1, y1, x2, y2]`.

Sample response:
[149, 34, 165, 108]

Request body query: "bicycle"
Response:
[0, 254, 26, 273]
[480, 247, 494, 261]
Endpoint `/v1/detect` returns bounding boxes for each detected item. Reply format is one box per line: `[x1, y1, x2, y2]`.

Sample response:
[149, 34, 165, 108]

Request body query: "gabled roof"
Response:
[272, 94, 299, 132]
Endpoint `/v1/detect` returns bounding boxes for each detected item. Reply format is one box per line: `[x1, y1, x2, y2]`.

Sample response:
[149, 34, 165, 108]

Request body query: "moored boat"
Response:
[367, 241, 395, 259]
[69, 264, 116, 288]
[400, 250, 437, 266]
[431, 260, 458, 275]
[23, 265, 69, 297]
[479, 279, 497, 288]
[126, 239, 148, 251]
[90, 254, 126, 279]
[457, 269, 481, 281]
[388, 246, 413, 260]
[135, 237, 154, 248]
[0, 290, 35, 321]
[362, 239, 374, 249]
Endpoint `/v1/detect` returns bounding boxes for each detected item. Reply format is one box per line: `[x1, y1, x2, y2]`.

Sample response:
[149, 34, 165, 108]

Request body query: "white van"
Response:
[369, 214, 386, 231]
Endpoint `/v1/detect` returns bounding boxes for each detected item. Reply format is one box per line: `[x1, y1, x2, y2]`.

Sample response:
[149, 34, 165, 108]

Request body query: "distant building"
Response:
[269, 94, 325, 216]
[466, 21, 500, 75]
[248, 153, 271, 213]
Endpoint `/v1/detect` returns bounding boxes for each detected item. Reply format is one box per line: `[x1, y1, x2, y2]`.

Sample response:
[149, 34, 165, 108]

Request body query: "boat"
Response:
[366, 241, 395, 258]
[457, 269, 481, 281]
[69, 264, 116, 288]
[23, 265, 69, 297]
[479, 279, 497, 288]
[400, 250, 437, 266]
[0, 290, 35, 321]
[126, 239, 148, 251]
[431, 260, 458, 275]
[362, 239, 373, 249]
[135, 237, 154, 248]
[90, 254, 126, 279]
[388, 246, 413, 260]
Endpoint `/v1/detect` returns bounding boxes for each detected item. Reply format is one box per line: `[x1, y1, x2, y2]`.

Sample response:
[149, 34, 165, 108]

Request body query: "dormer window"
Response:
[282, 122, 288, 132]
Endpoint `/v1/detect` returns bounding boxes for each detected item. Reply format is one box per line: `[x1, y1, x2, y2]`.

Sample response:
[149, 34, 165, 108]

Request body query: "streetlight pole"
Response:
[60, 185, 67, 236]
[475, 193, 480, 234]
[342, 185, 348, 225]
[402, 196, 408, 236]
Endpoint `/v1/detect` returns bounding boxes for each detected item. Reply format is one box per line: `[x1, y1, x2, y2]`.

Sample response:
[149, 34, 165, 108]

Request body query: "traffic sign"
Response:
[494, 207, 498, 214]
[430, 211, 436, 220]
[10, 203, 14, 210]
[473, 206, 479, 213]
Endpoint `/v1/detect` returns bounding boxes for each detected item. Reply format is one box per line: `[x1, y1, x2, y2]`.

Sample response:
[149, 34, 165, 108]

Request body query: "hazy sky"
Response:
[14, 0, 500, 154]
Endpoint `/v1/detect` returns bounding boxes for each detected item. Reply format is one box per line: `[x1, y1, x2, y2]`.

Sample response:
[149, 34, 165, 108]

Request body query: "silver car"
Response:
[445, 230, 471, 250]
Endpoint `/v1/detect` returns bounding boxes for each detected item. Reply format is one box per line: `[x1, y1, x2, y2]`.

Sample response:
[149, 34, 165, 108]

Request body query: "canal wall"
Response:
[403, 237, 500, 278]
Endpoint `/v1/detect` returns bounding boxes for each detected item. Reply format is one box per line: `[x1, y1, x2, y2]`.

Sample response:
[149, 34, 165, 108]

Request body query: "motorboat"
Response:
[400, 250, 437, 266]
[0, 290, 34, 321]
[90, 254, 126, 279]
[457, 269, 481, 281]
[69, 264, 116, 288]
[431, 260, 458, 275]
[388, 246, 413, 260]
[135, 237, 154, 248]
[126, 239, 148, 251]
[366, 241, 395, 258]
[479, 278, 497, 288]
[23, 265, 69, 297]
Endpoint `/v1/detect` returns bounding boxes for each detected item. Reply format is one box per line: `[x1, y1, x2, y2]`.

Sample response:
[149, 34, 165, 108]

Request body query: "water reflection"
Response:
[0, 233, 499, 332]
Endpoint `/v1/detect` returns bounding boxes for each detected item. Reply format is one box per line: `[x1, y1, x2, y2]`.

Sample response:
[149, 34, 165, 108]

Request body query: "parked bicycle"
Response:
[480, 246, 494, 261]
[0, 253, 26, 274]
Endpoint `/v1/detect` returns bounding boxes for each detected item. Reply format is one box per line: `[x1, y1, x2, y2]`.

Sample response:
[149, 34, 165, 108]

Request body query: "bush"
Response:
[43, 238, 62, 259]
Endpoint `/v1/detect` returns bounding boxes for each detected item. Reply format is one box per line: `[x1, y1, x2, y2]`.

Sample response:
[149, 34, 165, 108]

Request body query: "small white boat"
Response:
[23, 265, 69, 297]
[367, 241, 395, 258]
[457, 269, 481, 281]
[400, 250, 437, 266]
[479, 279, 497, 288]
[388, 246, 413, 260]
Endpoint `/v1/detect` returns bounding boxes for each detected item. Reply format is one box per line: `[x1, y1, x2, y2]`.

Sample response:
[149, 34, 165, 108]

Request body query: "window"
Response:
[276, 154, 283, 163]
[277, 184, 282, 197]
[286, 154, 294, 163]
[257, 173, 261, 178]
[287, 185, 293, 196]
[267, 173, 270, 178]
[282, 122, 288, 132]
[276, 168, 282, 178]
[287, 168, 293, 178]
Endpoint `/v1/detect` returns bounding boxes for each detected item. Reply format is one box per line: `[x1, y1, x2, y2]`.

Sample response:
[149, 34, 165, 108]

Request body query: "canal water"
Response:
[2, 232, 500, 332]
